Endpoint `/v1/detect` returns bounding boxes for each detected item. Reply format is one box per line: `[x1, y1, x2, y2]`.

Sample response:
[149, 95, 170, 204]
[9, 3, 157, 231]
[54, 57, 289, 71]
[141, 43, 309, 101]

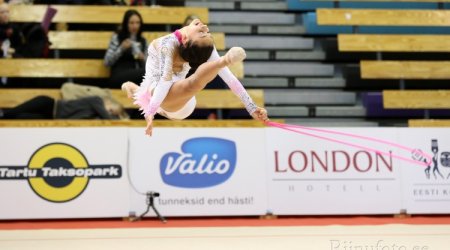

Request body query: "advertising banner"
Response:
[128, 128, 267, 217]
[266, 127, 403, 215]
[2, 126, 449, 219]
[398, 128, 450, 214]
[0, 128, 129, 219]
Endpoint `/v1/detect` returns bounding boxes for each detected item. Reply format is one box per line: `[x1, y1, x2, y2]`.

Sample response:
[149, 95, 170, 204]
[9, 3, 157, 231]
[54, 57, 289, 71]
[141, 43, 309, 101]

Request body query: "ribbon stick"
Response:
[266, 121, 431, 167]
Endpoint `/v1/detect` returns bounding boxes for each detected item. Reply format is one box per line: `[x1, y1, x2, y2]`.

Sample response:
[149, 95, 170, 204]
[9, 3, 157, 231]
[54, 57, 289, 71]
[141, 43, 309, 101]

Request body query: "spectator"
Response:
[1, 2, 50, 60]
[0, 2, 24, 58]
[104, 9, 147, 89]
[0, 95, 126, 119]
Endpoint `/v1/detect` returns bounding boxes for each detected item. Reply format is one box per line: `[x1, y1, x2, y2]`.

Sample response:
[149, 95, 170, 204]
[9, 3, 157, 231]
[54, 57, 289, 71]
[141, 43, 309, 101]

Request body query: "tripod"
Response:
[131, 192, 167, 223]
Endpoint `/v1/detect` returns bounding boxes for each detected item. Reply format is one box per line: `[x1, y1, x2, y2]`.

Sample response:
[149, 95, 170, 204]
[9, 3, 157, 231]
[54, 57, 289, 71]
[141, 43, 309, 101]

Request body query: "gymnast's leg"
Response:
[161, 47, 245, 111]
[122, 47, 246, 112]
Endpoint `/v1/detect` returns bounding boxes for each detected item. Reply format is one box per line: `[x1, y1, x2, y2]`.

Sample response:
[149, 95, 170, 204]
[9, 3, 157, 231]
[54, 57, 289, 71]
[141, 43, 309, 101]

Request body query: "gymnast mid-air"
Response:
[120, 18, 433, 168]
[122, 18, 269, 136]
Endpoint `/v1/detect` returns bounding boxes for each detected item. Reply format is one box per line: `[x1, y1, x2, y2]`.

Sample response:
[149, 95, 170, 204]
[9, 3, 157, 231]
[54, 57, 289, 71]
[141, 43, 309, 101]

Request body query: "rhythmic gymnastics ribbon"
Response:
[265, 121, 432, 167]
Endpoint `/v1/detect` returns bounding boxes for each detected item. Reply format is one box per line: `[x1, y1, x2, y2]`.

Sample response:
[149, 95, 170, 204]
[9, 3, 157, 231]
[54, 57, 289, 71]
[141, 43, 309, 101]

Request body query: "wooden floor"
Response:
[1, 216, 449, 250]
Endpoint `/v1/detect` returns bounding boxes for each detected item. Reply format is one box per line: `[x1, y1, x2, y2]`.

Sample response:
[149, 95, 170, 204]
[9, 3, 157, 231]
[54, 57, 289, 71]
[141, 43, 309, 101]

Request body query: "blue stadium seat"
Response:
[288, 0, 444, 11]
[362, 92, 450, 118]
[303, 12, 450, 35]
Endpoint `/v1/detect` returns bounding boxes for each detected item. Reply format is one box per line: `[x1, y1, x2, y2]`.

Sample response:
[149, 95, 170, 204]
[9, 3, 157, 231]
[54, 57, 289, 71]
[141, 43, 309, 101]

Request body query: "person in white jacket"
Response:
[122, 19, 269, 136]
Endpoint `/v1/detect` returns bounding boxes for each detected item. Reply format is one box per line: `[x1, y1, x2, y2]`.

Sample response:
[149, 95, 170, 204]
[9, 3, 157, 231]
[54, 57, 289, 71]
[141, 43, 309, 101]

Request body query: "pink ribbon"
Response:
[265, 121, 432, 167]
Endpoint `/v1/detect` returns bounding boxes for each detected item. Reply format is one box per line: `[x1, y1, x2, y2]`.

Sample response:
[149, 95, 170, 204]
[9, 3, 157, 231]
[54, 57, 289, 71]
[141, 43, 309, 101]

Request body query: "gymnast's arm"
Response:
[208, 48, 268, 121]
[145, 46, 175, 117]
[140, 43, 177, 135]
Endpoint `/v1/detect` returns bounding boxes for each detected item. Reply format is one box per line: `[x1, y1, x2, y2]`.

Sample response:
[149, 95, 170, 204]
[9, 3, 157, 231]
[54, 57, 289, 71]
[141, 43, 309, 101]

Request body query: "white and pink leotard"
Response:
[133, 30, 257, 119]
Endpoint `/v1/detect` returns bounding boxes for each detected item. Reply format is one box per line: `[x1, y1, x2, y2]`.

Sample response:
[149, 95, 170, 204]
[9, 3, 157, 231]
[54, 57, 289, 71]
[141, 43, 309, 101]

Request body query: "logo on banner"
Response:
[0, 143, 122, 203]
[272, 145, 396, 196]
[274, 150, 394, 174]
[412, 139, 450, 180]
[160, 137, 237, 188]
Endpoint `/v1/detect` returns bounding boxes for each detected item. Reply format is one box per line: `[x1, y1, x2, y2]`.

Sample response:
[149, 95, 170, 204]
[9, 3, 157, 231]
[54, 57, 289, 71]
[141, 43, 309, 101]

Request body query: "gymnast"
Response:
[122, 18, 269, 136]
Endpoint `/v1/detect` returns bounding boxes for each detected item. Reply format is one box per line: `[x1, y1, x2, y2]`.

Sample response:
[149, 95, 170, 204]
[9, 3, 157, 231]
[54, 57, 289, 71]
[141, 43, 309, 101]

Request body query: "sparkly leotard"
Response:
[133, 31, 257, 118]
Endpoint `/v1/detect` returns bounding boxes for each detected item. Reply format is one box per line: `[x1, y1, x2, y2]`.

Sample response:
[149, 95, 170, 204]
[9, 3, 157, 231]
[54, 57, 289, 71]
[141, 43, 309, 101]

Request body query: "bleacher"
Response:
[9, 5, 209, 24]
[48, 31, 225, 50]
[338, 34, 450, 52]
[1, 3, 251, 122]
[1, 1, 450, 127]
[309, 3, 450, 126]
[2, 0, 450, 233]
[0, 88, 264, 110]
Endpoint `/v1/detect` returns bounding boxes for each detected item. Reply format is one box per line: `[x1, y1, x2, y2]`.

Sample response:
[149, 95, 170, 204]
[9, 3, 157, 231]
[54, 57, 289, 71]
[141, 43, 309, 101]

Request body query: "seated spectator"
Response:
[104, 9, 147, 89]
[1, 2, 50, 59]
[0, 2, 24, 58]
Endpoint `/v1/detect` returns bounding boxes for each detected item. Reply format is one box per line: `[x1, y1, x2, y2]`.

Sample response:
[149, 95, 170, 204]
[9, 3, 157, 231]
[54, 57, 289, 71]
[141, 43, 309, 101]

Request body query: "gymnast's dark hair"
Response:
[179, 40, 214, 69]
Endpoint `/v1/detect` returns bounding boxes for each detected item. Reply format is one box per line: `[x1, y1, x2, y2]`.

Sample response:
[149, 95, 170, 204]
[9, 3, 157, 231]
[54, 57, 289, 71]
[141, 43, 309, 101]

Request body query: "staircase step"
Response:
[187, 1, 287, 10]
[265, 90, 356, 105]
[316, 106, 367, 117]
[241, 1, 287, 10]
[245, 62, 334, 77]
[276, 50, 326, 60]
[295, 78, 346, 88]
[186, 1, 234, 9]
[209, 25, 252, 34]
[246, 51, 270, 60]
[221, 50, 325, 60]
[258, 25, 305, 35]
[209, 24, 305, 35]
[218, 50, 270, 60]
[242, 77, 289, 88]
[210, 11, 296, 25]
[226, 36, 313, 50]
[283, 118, 379, 127]
[267, 106, 309, 117]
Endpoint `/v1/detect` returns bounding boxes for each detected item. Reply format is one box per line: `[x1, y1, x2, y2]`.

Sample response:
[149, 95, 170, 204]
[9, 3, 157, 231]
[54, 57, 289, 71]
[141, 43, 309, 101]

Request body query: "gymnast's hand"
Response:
[145, 116, 154, 136]
[251, 107, 269, 123]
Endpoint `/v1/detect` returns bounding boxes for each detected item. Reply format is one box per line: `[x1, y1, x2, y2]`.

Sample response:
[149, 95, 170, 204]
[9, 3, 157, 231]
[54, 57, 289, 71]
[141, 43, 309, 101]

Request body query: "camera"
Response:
[147, 191, 160, 197]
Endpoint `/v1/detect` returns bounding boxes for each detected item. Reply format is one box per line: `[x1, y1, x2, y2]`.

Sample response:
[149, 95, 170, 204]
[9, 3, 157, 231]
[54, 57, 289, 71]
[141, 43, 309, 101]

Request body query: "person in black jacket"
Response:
[0, 2, 24, 58]
[1, 95, 124, 119]
[1, 2, 49, 59]
[104, 9, 147, 88]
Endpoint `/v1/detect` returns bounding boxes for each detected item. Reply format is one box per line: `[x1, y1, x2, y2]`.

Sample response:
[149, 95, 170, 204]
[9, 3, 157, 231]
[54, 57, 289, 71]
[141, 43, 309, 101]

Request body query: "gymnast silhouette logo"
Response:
[0, 143, 122, 202]
[160, 137, 237, 188]
[412, 139, 450, 180]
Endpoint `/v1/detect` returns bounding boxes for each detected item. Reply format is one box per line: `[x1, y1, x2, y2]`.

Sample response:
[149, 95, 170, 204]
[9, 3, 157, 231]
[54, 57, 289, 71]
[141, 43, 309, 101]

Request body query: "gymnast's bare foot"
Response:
[221, 47, 246, 66]
[121, 81, 138, 98]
